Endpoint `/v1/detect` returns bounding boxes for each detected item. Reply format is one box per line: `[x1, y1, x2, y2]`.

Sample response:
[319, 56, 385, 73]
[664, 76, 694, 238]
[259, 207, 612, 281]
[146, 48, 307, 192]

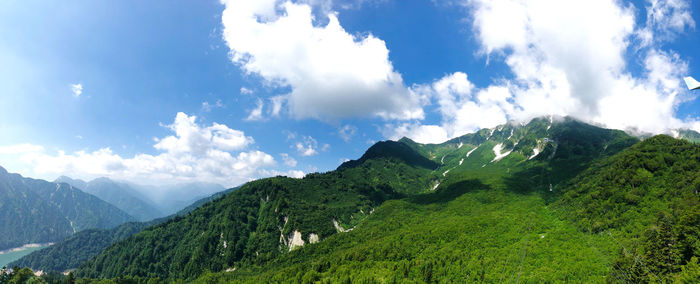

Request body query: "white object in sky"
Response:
[684, 77, 700, 90]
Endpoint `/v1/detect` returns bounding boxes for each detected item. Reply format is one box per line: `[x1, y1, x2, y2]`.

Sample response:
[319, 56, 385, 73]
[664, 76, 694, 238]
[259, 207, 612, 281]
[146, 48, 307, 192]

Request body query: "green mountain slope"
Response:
[75, 142, 437, 280]
[66, 117, 700, 282]
[204, 134, 699, 283]
[554, 135, 700, 282]
[0, 167, 135, 251]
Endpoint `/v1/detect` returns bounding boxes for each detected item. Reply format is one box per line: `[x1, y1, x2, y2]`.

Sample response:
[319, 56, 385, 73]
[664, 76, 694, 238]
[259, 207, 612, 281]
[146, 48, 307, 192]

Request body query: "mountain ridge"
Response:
[0, 167, 135, 251]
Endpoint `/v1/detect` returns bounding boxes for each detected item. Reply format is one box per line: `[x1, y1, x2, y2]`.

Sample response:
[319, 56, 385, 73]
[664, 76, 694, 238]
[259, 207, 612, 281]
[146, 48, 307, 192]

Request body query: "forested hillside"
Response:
[555, 135, 700, 282]
[9, 187, 237, 273]
[8, 221, 152, 272]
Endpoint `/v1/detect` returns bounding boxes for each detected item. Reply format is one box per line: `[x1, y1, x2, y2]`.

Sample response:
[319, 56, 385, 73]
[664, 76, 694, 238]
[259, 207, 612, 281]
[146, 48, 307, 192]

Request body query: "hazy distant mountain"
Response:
[56, 177, 163, 222]
[54, 176, 87, 190]
[135, 182, 225, 215]
[0, 167, 135, 251]
[55, 176, 225, 218]
[625, 128, 700, 144]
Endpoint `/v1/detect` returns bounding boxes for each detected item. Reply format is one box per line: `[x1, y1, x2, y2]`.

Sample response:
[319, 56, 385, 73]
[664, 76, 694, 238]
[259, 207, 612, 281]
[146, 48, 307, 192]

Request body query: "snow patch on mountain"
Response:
[431, 181, 440, 191]
[491, 143, 512, 162]
[528, 148, 540, 160]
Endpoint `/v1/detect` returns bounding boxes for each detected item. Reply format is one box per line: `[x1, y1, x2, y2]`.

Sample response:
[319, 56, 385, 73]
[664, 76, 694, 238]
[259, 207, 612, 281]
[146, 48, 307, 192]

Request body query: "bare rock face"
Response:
[309, 233, 319, 244]
[287, 230, 305, 251]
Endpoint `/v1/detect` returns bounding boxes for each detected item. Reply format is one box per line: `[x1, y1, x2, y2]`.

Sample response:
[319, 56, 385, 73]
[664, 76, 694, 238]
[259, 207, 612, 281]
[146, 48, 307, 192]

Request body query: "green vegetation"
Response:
[0, 167, 135, 251]
[75, 143, 436, 280]
[555, 135, 700, 282]
[9, 186, 237, 273]
[17, 117, 699, 283]
[8, 222, 151, 272]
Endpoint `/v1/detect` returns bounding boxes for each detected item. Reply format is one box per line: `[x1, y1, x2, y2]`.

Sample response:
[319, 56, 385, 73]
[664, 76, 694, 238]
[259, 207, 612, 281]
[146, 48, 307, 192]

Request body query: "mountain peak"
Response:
[338, 140, 439, 170]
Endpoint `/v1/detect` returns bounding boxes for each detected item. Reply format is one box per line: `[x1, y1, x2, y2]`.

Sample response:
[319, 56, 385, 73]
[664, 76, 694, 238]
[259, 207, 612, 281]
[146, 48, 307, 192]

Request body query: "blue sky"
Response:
[0, 0, 698, 188]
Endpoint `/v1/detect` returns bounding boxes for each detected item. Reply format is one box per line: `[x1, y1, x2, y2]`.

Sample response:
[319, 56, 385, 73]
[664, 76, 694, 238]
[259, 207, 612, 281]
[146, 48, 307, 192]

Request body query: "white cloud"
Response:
[338, 124, 357, 142]
[220, 0, 425, 121]
[245, 98, 265, 121]
[466, 0, 697, 133]
[280, 153, 298, 167]
[154, 112, 253, 153]
[259, 168, 305, 179]
[202, 99, 225, 112]
[71, 83, 83, 97]
[0, 144, 45, 155]
[385, 73, 510, 143]
[240, 87, 254, 95]
[639, 0, 695, 46]
[294, 135, 322, 156]
[384, 122, 448, 144]
[0, 113, 292, 187]
[269, 95, 286, 117]
[385, 0, 697, 143]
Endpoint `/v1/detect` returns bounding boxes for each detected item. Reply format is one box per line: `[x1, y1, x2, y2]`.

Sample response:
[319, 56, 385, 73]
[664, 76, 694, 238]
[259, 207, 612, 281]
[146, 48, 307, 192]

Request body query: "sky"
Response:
[0, 0, 698, 188]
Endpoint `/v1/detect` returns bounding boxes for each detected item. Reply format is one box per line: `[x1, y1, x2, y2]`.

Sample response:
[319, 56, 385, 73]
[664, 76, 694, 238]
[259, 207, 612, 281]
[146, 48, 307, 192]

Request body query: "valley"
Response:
[0, 244, 51, 269]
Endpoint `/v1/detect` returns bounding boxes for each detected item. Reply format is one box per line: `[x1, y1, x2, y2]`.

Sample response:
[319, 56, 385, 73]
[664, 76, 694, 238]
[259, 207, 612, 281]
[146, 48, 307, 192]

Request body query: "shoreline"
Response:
[0, 243, 53, 255]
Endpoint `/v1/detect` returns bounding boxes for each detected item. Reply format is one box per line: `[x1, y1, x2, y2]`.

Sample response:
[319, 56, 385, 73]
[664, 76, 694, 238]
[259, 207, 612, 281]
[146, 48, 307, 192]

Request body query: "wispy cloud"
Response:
[293, 135, 328, 157]
[245, 98, 265, 121]
[71, 83, 83, 97]
[201, 99, 225, 112]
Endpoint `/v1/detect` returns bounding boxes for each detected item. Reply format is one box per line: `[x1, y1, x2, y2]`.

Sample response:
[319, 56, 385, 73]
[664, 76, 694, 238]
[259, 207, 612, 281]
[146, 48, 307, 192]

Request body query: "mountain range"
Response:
[8, 186, 239, 272]
[0, 167, 135, 251]
[54, 176, 163, 222]
[6, 116, 700, 282]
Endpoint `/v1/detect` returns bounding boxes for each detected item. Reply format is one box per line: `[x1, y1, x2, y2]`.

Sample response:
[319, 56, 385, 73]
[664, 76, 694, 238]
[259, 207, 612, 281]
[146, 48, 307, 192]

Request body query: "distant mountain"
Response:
[10, 186, 237, 272]
[56, 177, 163, 222]
[674, 129, 700, 143]
[625, 128, 700, 144]
[54, 176, 87, 190]
[0, 167, 135, 251]
[136, 182, 226, 215]
[175, 186, 239, 216]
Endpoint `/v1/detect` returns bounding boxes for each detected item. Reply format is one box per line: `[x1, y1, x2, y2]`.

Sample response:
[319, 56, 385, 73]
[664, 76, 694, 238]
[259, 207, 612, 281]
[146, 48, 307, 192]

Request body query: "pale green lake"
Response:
[0, 245, 49, 269]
